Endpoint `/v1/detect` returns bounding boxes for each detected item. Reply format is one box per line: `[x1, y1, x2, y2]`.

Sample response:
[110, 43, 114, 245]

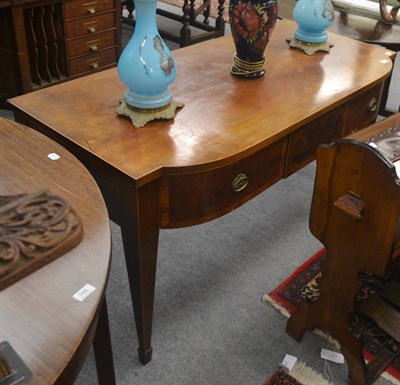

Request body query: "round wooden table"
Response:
[0, 118, 115, 385]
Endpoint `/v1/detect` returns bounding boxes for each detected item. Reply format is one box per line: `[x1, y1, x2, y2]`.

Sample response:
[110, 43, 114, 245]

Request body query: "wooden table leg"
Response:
[119, 178, 161, 364]
[93, 296, 116, 385]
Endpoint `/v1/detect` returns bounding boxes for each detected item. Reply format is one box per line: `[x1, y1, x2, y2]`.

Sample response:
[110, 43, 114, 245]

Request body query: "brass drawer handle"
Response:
[86, 39, 100, 51]
[232, 173, 248, 192]
[83, 1, 98, 13]
[84, 21, 98, 33]
[87, 57, 100, 69]
[368, 97, 378, 112]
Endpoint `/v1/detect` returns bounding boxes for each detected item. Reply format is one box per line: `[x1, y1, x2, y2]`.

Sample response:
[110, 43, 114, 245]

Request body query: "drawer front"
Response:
[285, 105, 346, 177]
[161, 138, 287, 228]
[65, 12, 115, 38]
[342, 83, 383, 136]
[67, 30, 116, 57]
[64, 0, 115, 20]
[68, 47, 117, 75]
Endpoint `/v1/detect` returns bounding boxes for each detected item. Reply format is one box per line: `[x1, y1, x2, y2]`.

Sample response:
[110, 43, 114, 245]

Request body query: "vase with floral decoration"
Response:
[228, 0, 278, 79]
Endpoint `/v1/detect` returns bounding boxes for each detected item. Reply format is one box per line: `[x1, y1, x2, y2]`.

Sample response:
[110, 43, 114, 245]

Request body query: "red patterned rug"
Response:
[263, 368, 303, 385]
[265, 249, 400, 384]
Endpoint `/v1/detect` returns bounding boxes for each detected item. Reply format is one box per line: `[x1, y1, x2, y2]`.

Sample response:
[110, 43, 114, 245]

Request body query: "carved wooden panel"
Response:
[0, 190, 83, 291]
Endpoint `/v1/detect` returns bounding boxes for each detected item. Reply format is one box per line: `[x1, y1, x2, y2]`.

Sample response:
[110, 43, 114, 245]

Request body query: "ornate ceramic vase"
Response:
[228, 0, 278, 79]
[117, 0, 177, 110]
[293, 0, 334, 44]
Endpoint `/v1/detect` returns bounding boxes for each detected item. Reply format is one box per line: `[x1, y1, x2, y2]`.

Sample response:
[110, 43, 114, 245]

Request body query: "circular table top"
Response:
[0, 117, 111, 384]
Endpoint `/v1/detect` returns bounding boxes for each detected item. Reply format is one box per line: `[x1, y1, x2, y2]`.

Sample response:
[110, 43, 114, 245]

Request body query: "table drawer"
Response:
[285, 105, 346, 177]
[161, 138, 287, 228]
[64, 0, 115, 20]
[65, 12, 115, 38]
[342, 83, 383, 136]
[67, 30, 116, 57]
[68, 47, 117, 75]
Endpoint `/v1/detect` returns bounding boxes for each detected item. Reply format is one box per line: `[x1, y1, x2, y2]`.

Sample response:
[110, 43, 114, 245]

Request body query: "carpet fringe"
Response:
[290, 361, 333, 385]
[263, 294, 400, 385]
[262, 293, 340, 349]
[262, 294, 291, 318]
[377, 369, 400, 385]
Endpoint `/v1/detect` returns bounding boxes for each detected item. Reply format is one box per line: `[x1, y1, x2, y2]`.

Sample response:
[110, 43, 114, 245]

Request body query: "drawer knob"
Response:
[84, 21, 98, 33]
[87, 57, 100, 69]
[83, 1, 98, 13]
[86, 39, 100, 51]
[232, 173, 248, 192]
[368, 97, 378, 112]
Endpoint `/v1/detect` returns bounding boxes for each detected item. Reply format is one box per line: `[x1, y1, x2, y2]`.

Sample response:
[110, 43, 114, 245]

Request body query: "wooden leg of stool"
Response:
[93, 296, 116, 385]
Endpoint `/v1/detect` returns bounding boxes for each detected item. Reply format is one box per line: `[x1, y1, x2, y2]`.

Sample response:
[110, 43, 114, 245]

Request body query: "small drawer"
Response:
[68, 47, 117, 75]
[285, 105, 346, 177]
[64, 0, 115, 19]
[67, 30, 116, 57]
[161, 138, 287, 228]
[342, 83, 384, 136]
[65, 12, 115, 38]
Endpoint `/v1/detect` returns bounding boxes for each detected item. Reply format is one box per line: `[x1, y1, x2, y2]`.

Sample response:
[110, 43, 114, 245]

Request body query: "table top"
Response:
[8, 19, 394, 186]
[0, 117, 111, 384]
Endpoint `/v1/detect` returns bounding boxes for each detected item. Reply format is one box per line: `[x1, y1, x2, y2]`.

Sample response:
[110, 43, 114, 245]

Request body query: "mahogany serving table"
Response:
[0, 118, 115, 384]
[8, 18, 395, 364]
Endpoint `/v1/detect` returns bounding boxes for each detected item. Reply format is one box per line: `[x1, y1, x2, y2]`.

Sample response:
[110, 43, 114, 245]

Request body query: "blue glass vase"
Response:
[117, 0, 177, 110]
[293, 0, 334, 44]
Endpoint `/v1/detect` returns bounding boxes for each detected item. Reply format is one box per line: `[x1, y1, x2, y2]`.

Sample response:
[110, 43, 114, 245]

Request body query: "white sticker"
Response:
[73, 284, 96, 301]
[320, 348, 344, 364]
[48, 153, 60, 160]
[280, 354, 297, 371]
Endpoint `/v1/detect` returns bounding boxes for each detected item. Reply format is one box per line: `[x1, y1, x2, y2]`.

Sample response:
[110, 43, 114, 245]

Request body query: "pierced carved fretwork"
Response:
[0, 190, 83, 291]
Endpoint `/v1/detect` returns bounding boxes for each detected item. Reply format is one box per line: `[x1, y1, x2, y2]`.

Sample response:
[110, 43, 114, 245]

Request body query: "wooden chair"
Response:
[120, 0, 226, 47]
[286, 138, 400, 385]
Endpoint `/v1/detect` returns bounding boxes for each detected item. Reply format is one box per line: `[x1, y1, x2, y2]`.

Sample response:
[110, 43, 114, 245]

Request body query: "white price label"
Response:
[320, 348, 344, 364]
[48, 153, 60, 160]
[280, 354, 297, 371]
[73, 284, 96, 302]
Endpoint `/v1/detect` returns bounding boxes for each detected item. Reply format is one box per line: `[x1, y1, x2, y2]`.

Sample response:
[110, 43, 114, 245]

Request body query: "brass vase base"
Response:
[231, 54, 265, 79]
[286, 37, 334, 56]
[117, 99, 184, 128]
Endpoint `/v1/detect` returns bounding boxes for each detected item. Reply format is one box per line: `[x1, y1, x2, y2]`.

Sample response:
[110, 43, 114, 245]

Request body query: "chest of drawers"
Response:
[0, 0, 121, 103]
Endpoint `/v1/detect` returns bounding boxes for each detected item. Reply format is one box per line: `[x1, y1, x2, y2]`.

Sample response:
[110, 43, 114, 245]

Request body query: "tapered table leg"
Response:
[93, 296, 116, 385]
[119, 178, 161, 364]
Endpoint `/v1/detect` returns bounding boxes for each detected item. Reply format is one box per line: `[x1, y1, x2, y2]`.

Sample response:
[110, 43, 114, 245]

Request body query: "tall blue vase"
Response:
[293, 0, 334, 44]
[117, 0, 177, 110]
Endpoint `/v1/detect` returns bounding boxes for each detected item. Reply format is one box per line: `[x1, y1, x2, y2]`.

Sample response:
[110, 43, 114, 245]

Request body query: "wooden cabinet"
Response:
[160, 81, 384, 228]
[162, 138, 287, 227]
[0, 0, 121, 104]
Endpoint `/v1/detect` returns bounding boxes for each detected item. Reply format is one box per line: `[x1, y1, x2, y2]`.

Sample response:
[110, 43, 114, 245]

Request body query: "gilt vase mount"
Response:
[286, 0, 335, 55]
[116, 0, 183, 127]
[229, 0, 278, 78]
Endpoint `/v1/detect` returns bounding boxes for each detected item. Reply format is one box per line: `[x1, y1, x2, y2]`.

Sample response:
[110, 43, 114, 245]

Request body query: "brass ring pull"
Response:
[232, 173, 248, 192]
[368, 97, 377, 112]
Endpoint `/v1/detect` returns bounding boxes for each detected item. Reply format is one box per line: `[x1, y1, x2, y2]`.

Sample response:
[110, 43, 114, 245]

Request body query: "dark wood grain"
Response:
[8, 18, 395, 364]
[286, 112, 400, 385]
[0, 117, 114, 384]
[0, 0, 121, 103]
